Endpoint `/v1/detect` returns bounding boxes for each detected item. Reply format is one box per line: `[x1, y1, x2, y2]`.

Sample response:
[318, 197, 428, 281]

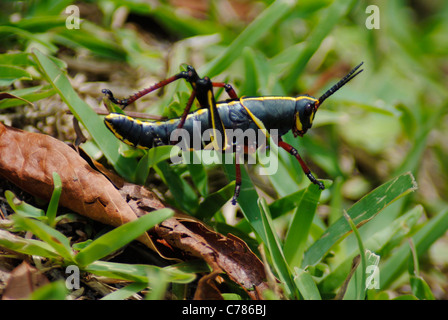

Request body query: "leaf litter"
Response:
[0, 121, 270, 299]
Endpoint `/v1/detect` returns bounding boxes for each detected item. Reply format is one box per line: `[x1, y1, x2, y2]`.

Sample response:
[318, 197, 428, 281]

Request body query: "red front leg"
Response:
[276, 137, 324, 190]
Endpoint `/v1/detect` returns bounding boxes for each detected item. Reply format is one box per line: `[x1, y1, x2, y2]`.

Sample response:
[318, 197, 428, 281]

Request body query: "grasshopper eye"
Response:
[304, 103, 313, 116]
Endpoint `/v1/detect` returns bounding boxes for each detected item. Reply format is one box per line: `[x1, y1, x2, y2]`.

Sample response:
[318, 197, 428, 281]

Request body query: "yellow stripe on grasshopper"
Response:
[240, 99, 270, 139]
[208, 90, 228, 151]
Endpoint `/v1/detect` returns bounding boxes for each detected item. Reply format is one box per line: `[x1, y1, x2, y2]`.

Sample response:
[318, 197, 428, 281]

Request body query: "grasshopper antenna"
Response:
[317, 62, 364, 108]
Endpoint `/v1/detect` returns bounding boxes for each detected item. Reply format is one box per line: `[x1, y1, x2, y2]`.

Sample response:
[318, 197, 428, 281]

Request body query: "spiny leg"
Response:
[276, 137, 324, 190]
[102, 73, 187, 109]
[177, 89, 196, 129]
[103, 66, 200, 109]
[171, 88, 196, 144]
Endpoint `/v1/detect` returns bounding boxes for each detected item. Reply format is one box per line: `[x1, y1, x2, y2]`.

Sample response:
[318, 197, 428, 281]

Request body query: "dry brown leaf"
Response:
[2, 261, 49, 300]
[0, 123, 155, 251]
[154, 215, 269, 299]
[193, 270, 223, 300]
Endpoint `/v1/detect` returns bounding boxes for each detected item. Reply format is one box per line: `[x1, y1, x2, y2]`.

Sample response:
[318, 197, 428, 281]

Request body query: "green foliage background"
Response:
[1, 0, 448, 300]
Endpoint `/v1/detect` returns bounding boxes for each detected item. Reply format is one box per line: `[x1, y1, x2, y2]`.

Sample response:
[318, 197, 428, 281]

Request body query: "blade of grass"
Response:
[282, 0, 357, 92]
[268, 189, 305, 219]
[11, 214, 75, 262]
[319, 205, 422, 294]
[223, 162, 265, 242]
[303, 172, 417, 267]
[294, 267, 322, 300]
[202, 0, 295, 77]
[258, 198, 297, 299]
[101, 282, 148, 300]
[407, 238, 435, 300]
[155, 161, 198, 213]
[260, 134, 303, 196]
[30, 280, 68, 300]
[134, 145, 179, 185]
[0, 65, 32, 86]
[75, 208, 173, 266]
[31, 48, 136, 180]
[0, 229, 60, 260]
[380, 208, 448, 289]
[343, 211, 366, 300]
[84, 260, 195, 284]
[145, 268, 169, 300]
[194, 181, 235, 220]
[46, 172, 62, 227]
[283, 184, 322, 268]
[0, 86, 55, 109]
[0, 26, 58, 52]
[184, 151, 208, 197]
[4, 190, 44, 219]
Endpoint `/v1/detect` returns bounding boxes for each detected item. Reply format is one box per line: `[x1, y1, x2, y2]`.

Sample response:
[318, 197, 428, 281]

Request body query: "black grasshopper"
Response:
[103, 62, 363, 204]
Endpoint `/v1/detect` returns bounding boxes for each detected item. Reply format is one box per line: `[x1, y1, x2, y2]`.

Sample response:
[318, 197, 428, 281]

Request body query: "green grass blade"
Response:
[380, 208, 448, 289]
[134, 146, 179, 185]
[54, 23, 127, 60]
[155, 161, 198, 213]
[46, 172, 62, 227]
[407, 238, 435, 300]
[184, 152, 208, 197]
[283, 184, 322, 268]
[260, 136, 303, 196]
[4, 190, 44, 219]
[303, 172, 417, 267]
[101, 282, 148, 300]
[0, 229, 60, 260]
[0, 85, 56, 109]
[294, 267, 322, 300]
[223, 162, 265, 242]
[343, 212, 366, 300]
[30, 280, 68, 300]
[319, 205, 423, 294]
[194, 181, 235, 220]
[145, 268, 170, 300]
[11, 214, 75, 262]
[31, 48, 136, 180]
[268, 189, 306, 219]
[0, 65, 32, 86]
[0, 26, 58, 52]
[84, 260, 195, 284]
[282, 0, 357, 92]
[258, 198, 297, 299]
[75, 208, 173, 266]
[202, 0, 295, 77]
[410, 275, 435, 300]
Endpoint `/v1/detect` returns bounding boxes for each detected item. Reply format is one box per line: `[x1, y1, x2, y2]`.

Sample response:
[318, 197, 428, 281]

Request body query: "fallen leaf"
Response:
[193, 270, 223, 300]
[0, 122, 155, 251]
[154, 215, 269, 299]
[2, 261, 49, 300]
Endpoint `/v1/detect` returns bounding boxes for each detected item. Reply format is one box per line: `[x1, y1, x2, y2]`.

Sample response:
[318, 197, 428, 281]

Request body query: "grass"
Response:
[1, 0, 448, 300]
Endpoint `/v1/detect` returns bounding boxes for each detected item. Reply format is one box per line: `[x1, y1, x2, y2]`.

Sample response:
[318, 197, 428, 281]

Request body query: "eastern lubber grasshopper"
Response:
[103, 62, 363, 205]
